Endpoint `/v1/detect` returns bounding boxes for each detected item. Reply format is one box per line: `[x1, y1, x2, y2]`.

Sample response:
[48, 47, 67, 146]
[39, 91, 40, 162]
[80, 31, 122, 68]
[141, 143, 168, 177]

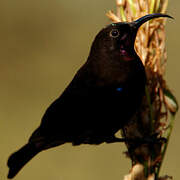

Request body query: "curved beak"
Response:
[133, 13, 173, 30]
[127, 13, 174, 44]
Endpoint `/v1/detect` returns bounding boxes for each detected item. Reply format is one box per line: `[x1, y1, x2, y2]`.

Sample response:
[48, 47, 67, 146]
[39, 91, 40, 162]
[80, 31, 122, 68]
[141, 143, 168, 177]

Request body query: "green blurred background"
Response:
[0, 0, 179, 179]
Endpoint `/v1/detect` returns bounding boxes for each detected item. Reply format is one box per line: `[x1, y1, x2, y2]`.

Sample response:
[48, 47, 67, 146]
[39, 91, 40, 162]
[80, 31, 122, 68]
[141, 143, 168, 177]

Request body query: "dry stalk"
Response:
[106, 0, 178, 180]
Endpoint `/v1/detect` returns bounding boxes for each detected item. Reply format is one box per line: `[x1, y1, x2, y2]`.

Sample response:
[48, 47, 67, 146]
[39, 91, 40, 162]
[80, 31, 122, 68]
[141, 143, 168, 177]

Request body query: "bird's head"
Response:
[90, 13, 173, 61]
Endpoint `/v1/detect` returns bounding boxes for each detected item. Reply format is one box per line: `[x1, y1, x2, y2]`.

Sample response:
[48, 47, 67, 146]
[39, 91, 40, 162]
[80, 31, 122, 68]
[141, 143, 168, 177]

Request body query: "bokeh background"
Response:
[0, 0, 179, 179]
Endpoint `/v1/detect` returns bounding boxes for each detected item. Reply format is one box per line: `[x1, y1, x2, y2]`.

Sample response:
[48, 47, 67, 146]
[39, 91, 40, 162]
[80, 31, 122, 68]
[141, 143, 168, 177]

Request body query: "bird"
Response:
[7, 13, 172, 179]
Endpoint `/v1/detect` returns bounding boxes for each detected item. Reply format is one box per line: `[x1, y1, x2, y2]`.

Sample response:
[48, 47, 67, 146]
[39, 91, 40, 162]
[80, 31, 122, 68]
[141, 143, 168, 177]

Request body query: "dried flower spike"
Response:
[106, 0, 178, 179]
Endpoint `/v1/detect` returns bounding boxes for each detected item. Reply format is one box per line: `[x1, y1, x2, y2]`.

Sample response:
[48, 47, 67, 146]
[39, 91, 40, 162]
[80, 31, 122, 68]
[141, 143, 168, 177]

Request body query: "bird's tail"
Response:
[7, 143, 41, 179]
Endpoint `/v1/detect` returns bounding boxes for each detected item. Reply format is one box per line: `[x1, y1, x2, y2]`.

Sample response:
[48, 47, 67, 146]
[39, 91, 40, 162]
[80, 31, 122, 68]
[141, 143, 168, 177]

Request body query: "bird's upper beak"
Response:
[130, 13, 173, 39]
[133, 13, 173, 29]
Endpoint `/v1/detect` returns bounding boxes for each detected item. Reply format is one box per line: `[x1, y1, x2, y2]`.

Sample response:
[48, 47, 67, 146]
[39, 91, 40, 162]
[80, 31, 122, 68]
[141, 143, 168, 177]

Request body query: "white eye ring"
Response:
[109, 29, 119, 38]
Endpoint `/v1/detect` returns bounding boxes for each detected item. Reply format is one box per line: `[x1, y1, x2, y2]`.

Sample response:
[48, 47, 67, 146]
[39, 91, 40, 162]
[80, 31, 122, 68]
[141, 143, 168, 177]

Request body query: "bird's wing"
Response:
[30, 62, 126, 143]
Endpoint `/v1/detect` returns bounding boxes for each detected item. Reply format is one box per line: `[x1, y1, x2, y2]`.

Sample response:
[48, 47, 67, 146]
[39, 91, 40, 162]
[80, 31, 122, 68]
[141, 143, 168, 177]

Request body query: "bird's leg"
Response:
[105, 136, 166, 144]
[105, 136, 127, 143]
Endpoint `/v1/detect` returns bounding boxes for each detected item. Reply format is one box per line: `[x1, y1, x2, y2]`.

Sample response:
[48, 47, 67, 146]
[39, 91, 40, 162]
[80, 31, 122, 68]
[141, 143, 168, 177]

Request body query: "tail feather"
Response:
[7, 143, 41, 179]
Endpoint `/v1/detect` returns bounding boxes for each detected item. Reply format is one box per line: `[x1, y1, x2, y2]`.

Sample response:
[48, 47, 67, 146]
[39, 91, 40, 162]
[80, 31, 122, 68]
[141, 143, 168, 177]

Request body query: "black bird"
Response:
[7, 13, 172, 179]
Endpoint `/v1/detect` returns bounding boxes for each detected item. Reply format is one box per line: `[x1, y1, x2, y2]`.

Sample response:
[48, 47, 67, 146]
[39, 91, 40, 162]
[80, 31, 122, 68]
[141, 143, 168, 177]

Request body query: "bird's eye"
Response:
[109, 29, 119, 38]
